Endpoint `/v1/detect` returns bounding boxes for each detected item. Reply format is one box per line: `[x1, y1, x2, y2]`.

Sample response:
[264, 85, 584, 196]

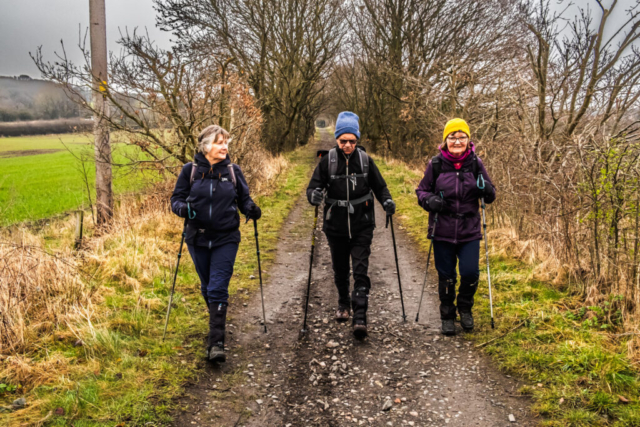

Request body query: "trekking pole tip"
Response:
[415, 314, 420, 322]
[264, 325, 268, 333]
[491, 318, 495, 329]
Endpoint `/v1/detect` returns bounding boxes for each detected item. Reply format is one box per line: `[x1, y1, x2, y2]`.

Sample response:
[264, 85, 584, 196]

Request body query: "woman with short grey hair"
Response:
[171, 124, 261, 362]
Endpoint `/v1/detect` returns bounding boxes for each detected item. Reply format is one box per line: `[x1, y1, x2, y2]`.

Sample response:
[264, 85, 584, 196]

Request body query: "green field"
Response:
[0, 134, 158, 226]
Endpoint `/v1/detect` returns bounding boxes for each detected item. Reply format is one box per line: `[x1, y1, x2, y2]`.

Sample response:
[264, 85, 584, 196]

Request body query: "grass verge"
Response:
[0, 133, 160, 226]
[375, 156, 640, 427]
[0, 144, 315, 426]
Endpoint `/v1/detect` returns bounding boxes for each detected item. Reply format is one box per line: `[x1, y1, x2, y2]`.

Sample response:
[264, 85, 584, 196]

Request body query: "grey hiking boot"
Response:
[208, 344, 226, 362]
[459, 312, 474, 331]
[441, 319, 455, 336]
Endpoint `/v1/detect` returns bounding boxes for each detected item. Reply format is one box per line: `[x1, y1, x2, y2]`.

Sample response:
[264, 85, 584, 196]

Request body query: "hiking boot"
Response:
[208, 344, 226, 362]
[335, 307, 350, 322]
[353, 322, 368, 340]
[459, 311, 474, 331]
[441, 319, 455, 336]
[207, 303, 227, 361]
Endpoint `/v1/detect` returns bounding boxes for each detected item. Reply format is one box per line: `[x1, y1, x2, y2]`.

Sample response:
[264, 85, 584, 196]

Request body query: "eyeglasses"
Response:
[337, 139, 358, 146]
[446, 136, 469, 144]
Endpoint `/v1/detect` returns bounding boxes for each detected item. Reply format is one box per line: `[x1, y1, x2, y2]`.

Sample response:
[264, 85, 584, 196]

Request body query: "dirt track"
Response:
[172, 129, 532, 426]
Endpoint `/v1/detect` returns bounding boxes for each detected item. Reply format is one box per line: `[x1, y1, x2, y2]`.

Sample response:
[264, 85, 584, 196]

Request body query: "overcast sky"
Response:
[0, 0, 173, 77]
[0, 0, 636, 78]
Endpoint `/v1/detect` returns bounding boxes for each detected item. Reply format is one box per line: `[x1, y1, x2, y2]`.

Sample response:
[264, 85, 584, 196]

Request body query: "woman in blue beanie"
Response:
[306, 112, 396, 339]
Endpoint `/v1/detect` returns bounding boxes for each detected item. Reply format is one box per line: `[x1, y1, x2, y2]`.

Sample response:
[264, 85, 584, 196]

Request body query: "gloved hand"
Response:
[310, 188, 324, 206]
[426, 195, 444, 212]
[246, 204, 262, 221]
[383, 199, 396, 215]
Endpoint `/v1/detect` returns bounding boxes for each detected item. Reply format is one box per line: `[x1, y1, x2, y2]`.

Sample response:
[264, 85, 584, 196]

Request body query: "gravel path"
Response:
[172, 130, 533, 427]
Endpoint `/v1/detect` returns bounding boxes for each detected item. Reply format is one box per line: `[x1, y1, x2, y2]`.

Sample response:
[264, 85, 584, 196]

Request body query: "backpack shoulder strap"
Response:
[472, 155, 479, 179]
[328, 148, 338, 182]
[357, 147, 369, 177]
[431, 156, 442, 189]
[430, 156, 441, 192]
[189, 160, 198, 187]
[227, 164, 238, 193]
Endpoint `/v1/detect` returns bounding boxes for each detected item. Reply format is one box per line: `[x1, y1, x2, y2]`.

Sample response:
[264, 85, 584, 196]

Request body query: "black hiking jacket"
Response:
[306, 145, 392, 237]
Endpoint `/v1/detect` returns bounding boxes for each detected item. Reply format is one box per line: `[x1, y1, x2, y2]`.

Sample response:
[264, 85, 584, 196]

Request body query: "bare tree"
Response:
[155, 0, 346, 152]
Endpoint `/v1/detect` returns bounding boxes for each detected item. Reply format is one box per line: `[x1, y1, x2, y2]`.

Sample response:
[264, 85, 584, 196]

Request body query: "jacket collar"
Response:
[437, 141, 476, 167]
[335, 144, 358, 160]
[194, 152, 231, 168]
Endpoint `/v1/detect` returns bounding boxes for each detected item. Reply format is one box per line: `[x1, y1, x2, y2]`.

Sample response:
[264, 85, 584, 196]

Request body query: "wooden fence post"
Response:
[75, 210, 84, 249]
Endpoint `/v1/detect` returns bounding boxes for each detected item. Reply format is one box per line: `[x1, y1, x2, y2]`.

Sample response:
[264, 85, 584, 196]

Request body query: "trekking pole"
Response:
[253, 219, 268, 333]
[300, 205, 320, 337]
[163, 218, 187, 341]
[386, 214, 407, 322]
[415, 212, 438, 322]
[478, 175, 495, 329]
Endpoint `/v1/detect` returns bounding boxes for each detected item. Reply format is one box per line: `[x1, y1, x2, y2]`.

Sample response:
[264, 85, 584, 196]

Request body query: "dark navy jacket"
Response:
[171, 153, 255, 248]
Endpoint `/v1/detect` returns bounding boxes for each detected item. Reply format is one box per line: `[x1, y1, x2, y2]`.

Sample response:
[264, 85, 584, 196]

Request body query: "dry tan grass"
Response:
[0, 151, 292, 395]
[0, 233, 92, 355]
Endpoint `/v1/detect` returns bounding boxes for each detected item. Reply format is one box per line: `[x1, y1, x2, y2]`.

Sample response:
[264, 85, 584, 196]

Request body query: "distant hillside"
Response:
[0, 75, 89, 122]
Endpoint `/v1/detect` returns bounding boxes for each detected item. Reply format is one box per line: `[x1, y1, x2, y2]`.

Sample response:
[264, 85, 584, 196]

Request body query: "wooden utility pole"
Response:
[89, 0, 113, 226]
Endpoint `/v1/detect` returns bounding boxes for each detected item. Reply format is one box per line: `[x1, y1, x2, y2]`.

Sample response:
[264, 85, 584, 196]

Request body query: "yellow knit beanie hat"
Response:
[443, 118, 470, 142]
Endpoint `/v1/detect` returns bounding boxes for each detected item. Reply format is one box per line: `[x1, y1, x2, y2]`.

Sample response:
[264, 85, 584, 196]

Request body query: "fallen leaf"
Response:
[619, 395, 630, 404]
[54, 407, 65, 416]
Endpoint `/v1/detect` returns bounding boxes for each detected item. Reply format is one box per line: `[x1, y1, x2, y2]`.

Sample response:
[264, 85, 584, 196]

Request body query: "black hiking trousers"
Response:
[326, 230, 374, 322]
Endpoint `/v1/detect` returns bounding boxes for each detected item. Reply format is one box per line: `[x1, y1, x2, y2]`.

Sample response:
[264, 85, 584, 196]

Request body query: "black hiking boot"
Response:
[353, 321, 368, 340]
[351, 287, 369, 339]
[459, 311, 474, 331]
[441, 319, 456, 336]
[207, 303, 227, 362]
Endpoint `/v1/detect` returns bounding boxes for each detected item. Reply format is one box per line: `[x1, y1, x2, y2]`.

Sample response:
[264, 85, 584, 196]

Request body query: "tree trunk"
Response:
[90, 0, 113, 226]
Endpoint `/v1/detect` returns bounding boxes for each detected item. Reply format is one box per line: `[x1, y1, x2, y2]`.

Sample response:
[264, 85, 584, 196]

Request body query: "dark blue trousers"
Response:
[433, 239, 480, 319]
[187, 242, 239, 305]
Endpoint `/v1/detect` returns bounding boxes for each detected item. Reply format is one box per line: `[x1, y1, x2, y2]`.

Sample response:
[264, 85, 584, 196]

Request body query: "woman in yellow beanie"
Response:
[415, 119, 496, 335]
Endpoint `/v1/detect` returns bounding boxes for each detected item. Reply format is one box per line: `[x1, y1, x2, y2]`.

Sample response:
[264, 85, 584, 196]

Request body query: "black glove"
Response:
[427, 195, 444, 212]
[383, 199, 396, 215]
[310, 188, 324, 206]
[247, 204, 262, 221]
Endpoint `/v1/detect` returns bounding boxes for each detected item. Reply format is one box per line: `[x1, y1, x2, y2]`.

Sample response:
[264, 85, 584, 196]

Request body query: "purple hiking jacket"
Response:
[415, 143, 496, 244]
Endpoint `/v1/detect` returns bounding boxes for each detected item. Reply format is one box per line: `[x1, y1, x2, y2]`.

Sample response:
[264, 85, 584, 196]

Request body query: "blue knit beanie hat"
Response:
[334, 111, 361, 139]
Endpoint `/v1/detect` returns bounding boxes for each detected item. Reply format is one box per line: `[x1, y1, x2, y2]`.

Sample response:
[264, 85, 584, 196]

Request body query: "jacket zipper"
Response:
[454, 172, 459, 243]
[346, 155, 351, 239]
[209, 179, 213, 220]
